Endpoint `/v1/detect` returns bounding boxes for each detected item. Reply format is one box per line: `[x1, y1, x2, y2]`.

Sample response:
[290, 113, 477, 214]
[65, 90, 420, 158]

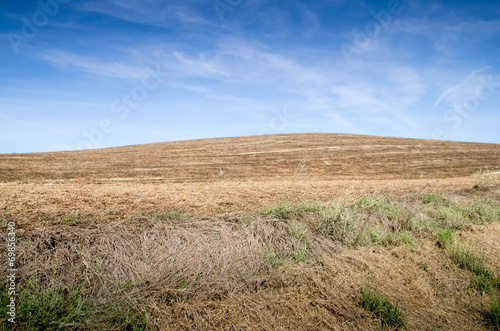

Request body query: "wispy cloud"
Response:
[76, 0, 215, 28]
[36, 50, 150, 80]
[2, 0, 499, 152]
[432, 66, 492, 108]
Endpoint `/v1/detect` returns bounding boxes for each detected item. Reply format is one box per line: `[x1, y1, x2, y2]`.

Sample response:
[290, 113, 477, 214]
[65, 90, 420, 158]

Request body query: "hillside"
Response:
[1, 133, 499, 182]
[1, 133, 499, 330]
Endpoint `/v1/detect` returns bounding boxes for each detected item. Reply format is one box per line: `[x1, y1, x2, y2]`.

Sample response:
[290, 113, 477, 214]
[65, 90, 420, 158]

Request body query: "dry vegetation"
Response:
[1, 133, 499, 183]
[1, 133, 500, 330]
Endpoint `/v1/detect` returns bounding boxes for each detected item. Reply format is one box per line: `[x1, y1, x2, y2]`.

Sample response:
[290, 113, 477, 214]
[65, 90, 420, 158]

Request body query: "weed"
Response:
[360, 285, 407, 329]
[433, 205, 464, 226]
[1, 274, 150, 330]
[421, 193, 438, 204]
[472, 274, 493, 293]
[240, 214, 257, 230]
[420, 193, 449, 206]
[357, 195, 400, 221]
[374, 230, 417, 248]
[16, 281, 89, 329]
[98, 299, 149, 330]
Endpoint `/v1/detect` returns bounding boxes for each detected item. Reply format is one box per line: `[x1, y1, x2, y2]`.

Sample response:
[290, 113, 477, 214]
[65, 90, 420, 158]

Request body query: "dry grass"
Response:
[1, 133, 500, 330]
[1, 133, 499, 183]
[1, 190, 500, 330]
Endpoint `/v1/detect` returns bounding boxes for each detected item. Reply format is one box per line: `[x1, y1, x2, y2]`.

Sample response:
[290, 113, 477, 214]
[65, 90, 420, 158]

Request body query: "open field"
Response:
[1, 133, 500, 183]
[1, 133, 500, 330]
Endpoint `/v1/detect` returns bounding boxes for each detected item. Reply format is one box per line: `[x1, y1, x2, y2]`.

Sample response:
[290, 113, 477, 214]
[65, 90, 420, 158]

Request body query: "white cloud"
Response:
[433, 66, 492, 108]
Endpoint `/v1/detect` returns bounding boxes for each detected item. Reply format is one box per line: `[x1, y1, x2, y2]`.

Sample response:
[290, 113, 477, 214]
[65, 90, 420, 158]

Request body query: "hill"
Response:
[1, 133, 499, 182]
[1, 133, 499, 330]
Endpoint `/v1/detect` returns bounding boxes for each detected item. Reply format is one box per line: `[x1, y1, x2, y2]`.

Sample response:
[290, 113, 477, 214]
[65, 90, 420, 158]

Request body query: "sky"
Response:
[1, 0, 499, 153]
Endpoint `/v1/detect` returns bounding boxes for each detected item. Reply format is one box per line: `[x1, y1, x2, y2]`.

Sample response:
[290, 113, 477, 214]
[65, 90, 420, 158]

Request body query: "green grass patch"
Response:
[420, 193, 450, 206]
[259, 199, 295, 219]
[482, 296, 500, 330]
[315, 203, 354, 244]
[436, 229, 455, 248]
[360, 285, 407, 329]
[448, 243, 499, 292]
[296, 199, 324, 214]
[0, 276, 149, 330]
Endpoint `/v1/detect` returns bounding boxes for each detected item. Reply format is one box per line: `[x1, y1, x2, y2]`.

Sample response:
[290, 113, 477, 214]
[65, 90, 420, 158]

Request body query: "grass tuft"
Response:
[436, 229, 454, 248]
[360, 285, 407, 329]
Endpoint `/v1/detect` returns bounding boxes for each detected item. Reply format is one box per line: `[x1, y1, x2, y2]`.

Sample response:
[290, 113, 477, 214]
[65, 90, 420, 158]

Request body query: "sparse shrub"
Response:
[360, 285, 407, 329]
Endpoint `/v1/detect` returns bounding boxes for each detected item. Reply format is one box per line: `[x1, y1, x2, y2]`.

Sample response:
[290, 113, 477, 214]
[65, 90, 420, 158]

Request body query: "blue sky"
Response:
[1, 0, 499, 153]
